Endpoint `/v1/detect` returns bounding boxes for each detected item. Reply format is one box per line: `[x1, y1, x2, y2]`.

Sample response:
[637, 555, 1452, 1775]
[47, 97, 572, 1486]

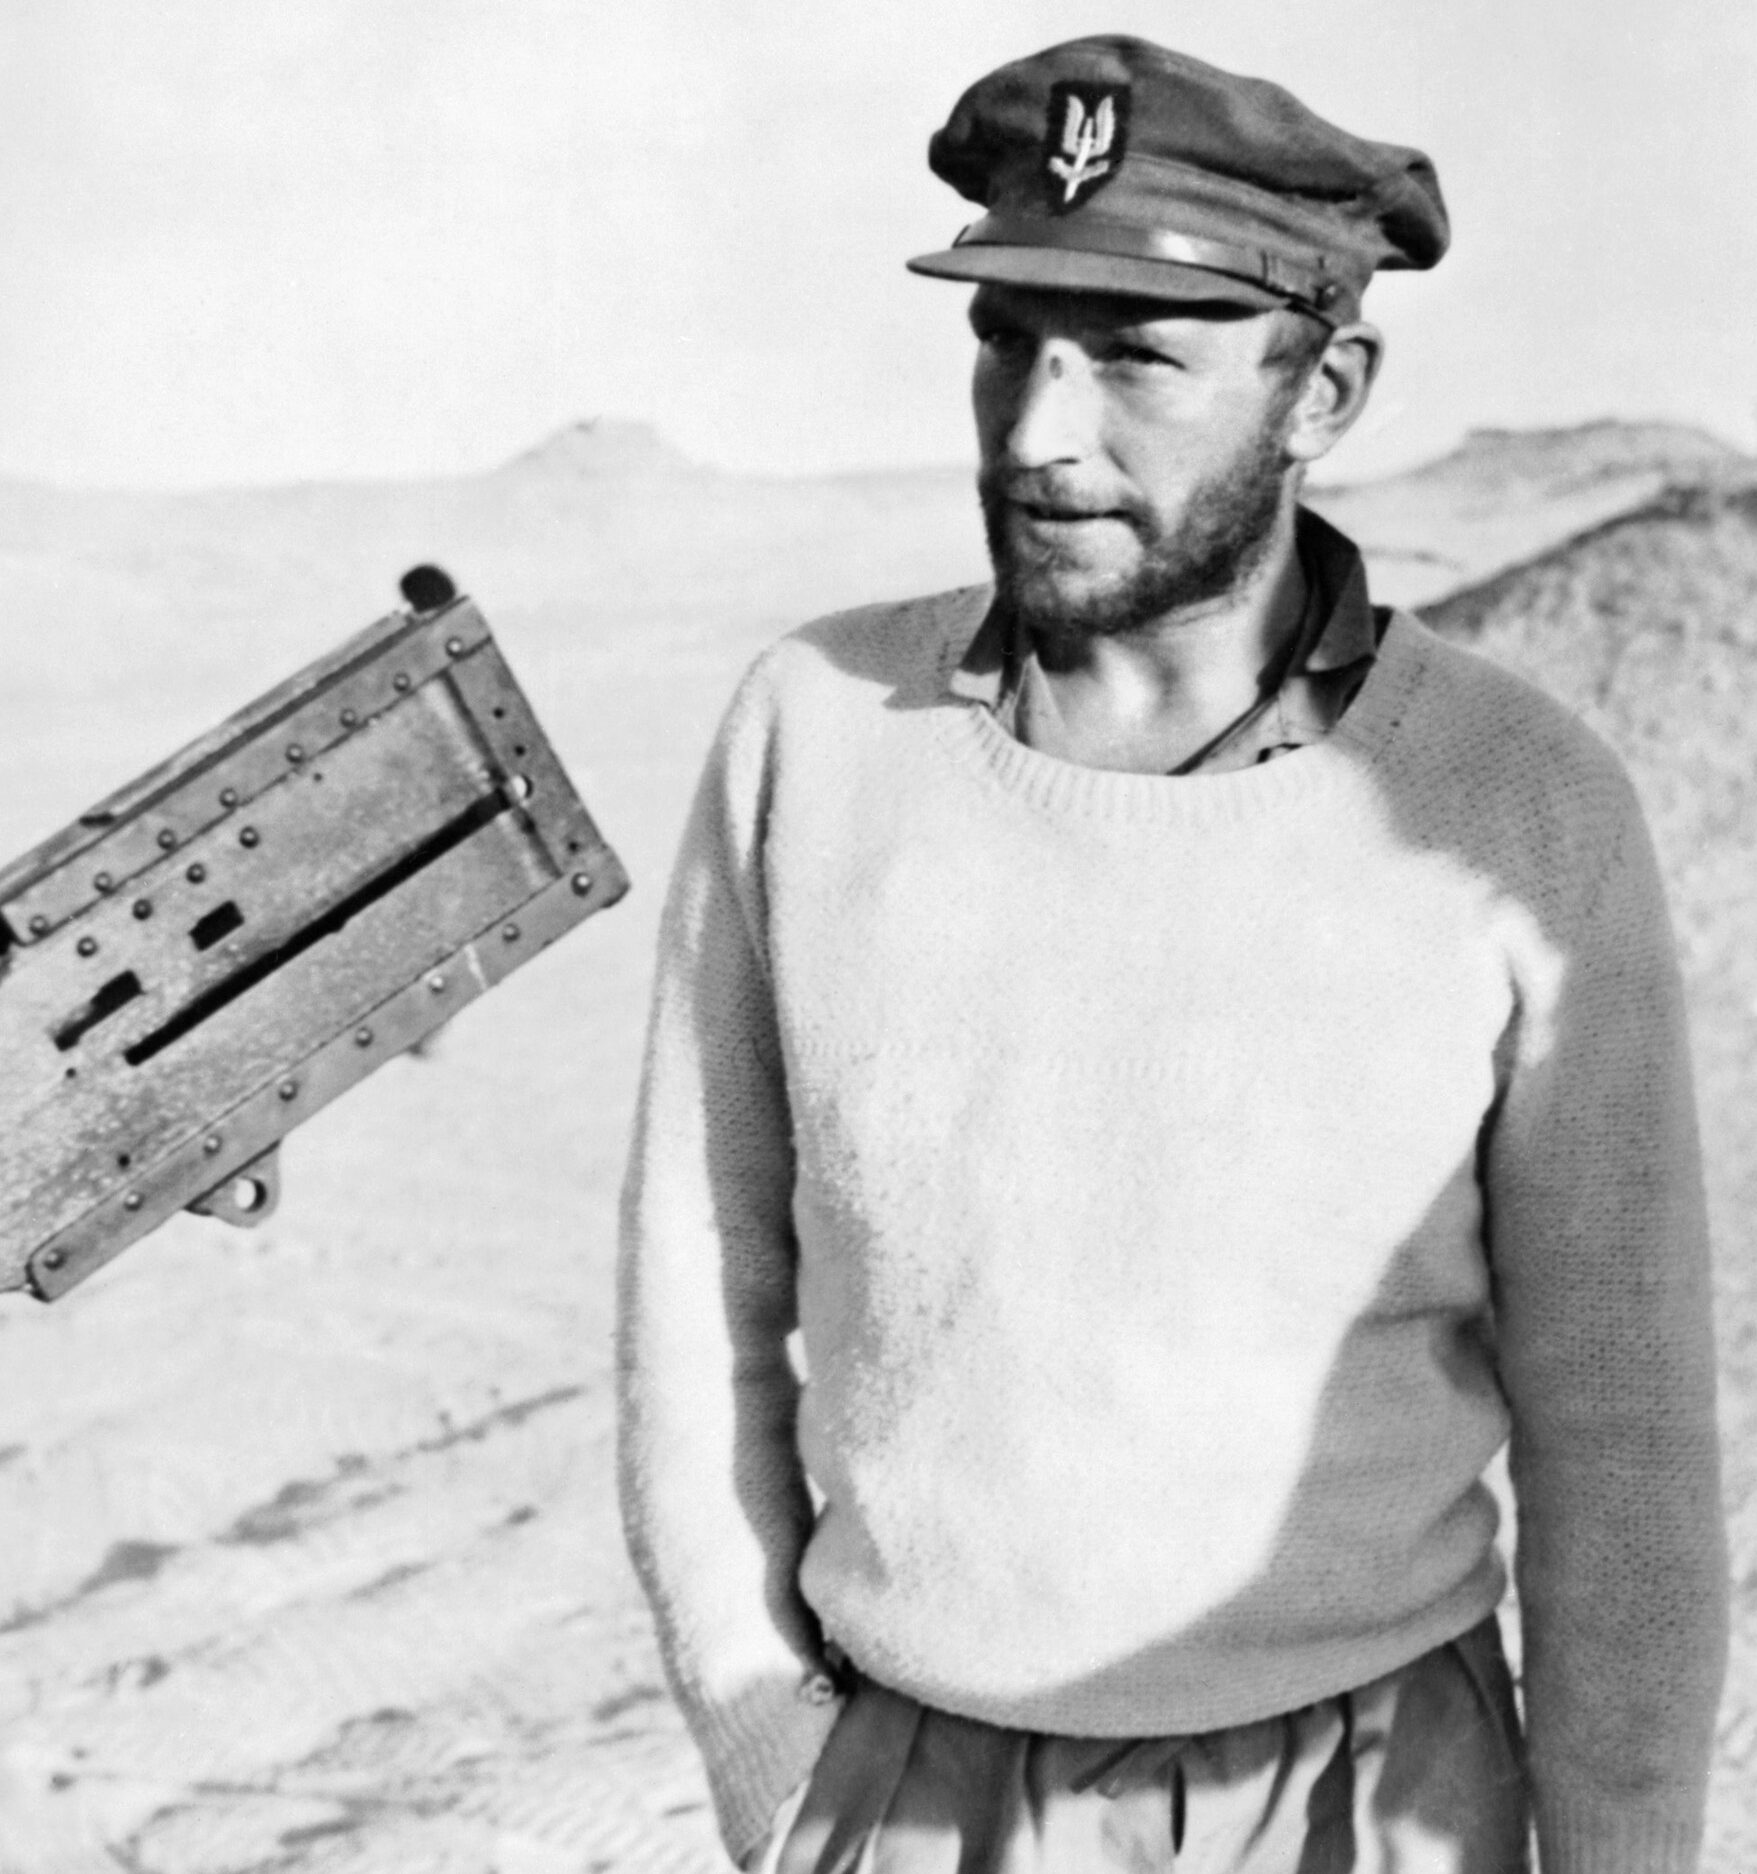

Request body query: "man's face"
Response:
[970, 283, 1311, 637]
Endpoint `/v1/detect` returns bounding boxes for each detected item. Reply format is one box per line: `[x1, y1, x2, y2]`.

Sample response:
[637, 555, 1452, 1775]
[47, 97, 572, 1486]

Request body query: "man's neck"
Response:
[1025, 503, 1309, 775]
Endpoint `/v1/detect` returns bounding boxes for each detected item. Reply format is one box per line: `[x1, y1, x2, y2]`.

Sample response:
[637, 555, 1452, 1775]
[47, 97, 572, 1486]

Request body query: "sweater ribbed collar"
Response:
[927, 538, 1428, 829]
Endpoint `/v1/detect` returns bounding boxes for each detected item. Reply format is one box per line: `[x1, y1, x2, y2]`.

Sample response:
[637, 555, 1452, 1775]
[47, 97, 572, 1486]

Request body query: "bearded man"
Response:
[617, 36, 1727, 1874]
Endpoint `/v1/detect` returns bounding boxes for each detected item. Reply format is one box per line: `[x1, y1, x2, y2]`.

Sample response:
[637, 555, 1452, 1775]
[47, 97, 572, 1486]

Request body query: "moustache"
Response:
[976, 469, 1153, 532]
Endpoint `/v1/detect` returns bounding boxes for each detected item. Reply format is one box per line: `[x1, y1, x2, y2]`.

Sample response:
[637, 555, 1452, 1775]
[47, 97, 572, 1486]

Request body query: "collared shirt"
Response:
[949, 507, 1384, 774]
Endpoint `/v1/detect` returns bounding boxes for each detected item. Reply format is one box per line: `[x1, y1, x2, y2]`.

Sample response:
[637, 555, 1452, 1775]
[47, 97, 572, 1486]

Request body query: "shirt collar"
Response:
[1295, 507, 1378, 673]
[947, 505, 1377, 705]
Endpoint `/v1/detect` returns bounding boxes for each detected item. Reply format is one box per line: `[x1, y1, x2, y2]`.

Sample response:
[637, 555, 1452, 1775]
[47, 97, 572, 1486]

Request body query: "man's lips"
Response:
[1009, 499, 1129, 525]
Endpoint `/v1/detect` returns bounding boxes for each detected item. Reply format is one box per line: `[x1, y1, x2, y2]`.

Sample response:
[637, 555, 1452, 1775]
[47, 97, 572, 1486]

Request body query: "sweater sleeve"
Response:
[616, 662, 840, 1864]
[1484, 776, 1728, 1874]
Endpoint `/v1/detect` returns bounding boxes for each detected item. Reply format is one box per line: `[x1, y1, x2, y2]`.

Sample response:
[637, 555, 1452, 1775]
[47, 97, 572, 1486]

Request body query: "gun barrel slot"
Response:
[123, 788, 512, 1068]
[53, 971, 146, 1052]
[190, 901, 245, 951]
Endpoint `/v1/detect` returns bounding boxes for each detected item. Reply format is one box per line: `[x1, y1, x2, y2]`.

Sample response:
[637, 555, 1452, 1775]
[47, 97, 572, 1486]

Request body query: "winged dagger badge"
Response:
[1044, 82, 1130, 211]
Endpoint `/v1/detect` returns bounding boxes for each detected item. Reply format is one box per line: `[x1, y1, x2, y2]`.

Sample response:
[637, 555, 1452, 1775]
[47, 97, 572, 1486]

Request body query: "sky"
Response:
[0, 0, 1753, 489]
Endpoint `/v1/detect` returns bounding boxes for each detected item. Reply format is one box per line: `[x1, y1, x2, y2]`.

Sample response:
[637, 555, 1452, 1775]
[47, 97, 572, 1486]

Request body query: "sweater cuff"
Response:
[1536, 1793, 1704, 1874]
[694, 1673, 843, 1866]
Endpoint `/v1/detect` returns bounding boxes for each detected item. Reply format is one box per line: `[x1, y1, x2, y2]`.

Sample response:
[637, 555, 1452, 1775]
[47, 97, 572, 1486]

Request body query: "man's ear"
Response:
[1285, 322, 1384, 465]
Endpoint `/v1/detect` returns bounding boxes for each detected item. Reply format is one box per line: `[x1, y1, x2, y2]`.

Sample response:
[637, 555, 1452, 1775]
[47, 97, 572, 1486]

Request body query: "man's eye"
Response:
[974, 325, 1032, 358]
[1105, 342, 1179, 369]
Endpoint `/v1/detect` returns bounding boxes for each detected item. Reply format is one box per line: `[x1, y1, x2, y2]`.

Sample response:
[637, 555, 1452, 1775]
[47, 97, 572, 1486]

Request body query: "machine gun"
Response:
[0, 569, 628, 1300]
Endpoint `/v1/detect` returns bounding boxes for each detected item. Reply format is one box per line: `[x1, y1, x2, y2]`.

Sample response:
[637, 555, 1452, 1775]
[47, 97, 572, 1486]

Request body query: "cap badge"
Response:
[1044, 82, 1129, 212]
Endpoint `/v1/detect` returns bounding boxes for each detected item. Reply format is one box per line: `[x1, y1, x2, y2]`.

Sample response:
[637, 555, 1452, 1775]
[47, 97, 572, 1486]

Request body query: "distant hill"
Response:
[495, 418, 704, 481]
[1308, 419, 1752, 608]
[1387, 418, 1739, 495]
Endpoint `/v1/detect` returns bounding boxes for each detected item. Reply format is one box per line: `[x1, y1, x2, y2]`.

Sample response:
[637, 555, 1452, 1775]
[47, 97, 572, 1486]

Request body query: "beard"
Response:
[978, 407, 1293, 640]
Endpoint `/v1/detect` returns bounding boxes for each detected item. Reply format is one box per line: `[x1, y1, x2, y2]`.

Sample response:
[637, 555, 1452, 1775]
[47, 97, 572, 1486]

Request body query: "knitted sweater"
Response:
[617, 588, 1728, 1874]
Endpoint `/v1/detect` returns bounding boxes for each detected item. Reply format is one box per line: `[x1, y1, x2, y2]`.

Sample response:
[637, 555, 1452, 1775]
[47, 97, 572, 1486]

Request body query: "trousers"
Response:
[766, 1617, 1529, 1874]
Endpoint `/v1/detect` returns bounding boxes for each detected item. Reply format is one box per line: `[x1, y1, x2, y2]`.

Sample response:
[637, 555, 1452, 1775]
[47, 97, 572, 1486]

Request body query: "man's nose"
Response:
[1001, 341, 1099, 468]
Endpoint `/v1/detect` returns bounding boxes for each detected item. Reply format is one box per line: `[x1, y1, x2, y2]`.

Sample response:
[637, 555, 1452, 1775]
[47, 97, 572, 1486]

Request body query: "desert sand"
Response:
[0, 420, 1750, 1871]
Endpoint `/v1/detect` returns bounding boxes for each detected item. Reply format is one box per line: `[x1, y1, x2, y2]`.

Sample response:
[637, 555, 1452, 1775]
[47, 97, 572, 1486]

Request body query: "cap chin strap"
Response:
[953, 210, 1350, 318]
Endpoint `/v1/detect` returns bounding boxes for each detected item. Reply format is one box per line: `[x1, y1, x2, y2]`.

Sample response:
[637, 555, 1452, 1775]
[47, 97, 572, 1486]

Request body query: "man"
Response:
[618, 35, 1727, 1874]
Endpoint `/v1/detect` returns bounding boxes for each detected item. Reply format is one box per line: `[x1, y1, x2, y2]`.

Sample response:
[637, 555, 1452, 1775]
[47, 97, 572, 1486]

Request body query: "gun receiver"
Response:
[0, 574, 628, 1300]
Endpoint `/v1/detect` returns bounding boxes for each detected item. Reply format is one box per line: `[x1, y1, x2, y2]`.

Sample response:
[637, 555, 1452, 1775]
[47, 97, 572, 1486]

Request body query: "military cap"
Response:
[907, 35, 1448, 322]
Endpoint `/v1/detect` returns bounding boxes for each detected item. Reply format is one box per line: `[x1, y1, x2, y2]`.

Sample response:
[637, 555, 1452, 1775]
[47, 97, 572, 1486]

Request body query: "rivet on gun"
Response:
[220, 787, 239, 809]
[502, 923, 520, 943]
[393, 672, 412, 693]
[426, 972, 446, 993]
[123, 1192, 143, 1212]
[77, 935, 98, 958]
[287, 743, 305, 764]
[203, 1135, 223, 1155]
[157, 828, 177, 850]
[132, 899, 153, 921]
[41, 1249, 65, 1271]
[28, 914, 49, 936]
[94, 872, 114, 893]
[570, 873, 593, 896]
[278, 1079, 298, 1101]
[187, 863, 207, 884]
[445, 637, 465, 656]
[239, 827, 260, 849]
[354, 1027, 373, 1048]
[340, 707, 358, 728]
